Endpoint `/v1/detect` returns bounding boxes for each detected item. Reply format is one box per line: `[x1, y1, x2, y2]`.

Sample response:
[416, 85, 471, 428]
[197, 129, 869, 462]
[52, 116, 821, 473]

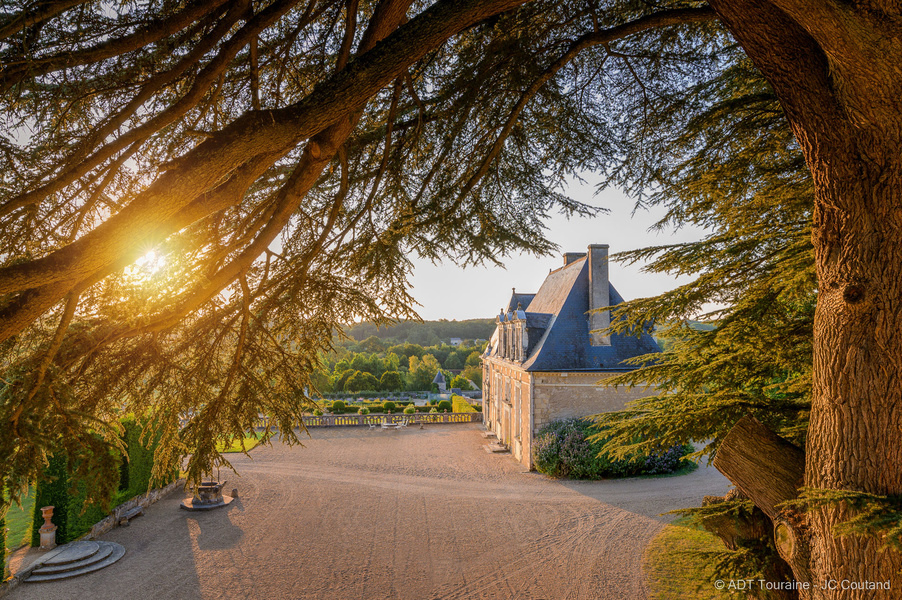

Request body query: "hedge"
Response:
[1, 499, 6, 579]
[532, 418, 692, 480]
[451, 394, 477, 413]
[31, 417, 176, 545]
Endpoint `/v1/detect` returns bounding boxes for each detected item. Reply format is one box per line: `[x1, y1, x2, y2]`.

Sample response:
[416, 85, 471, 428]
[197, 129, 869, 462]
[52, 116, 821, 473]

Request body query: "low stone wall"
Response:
[78, 478, 185, 541]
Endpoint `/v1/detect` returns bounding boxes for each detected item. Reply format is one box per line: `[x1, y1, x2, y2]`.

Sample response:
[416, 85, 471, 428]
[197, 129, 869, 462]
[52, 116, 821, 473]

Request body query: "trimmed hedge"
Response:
[31, 417, 176, 545]
[436, 400, 452, 412]
[0, 497, 5, 579]
[451, 394, 477, 413]
[532, 418, 691, 479]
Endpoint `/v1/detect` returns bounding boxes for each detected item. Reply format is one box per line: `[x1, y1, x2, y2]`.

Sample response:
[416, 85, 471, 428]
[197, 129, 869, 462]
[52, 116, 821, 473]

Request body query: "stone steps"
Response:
[483, 442, 510, 454]
[24, 541, 126, 583]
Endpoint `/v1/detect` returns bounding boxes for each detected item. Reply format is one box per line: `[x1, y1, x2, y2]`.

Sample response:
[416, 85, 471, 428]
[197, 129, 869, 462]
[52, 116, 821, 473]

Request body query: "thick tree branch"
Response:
[0, 0, 84, 42]
[0, 0, 231, 94]
[0, 0, 529, 344]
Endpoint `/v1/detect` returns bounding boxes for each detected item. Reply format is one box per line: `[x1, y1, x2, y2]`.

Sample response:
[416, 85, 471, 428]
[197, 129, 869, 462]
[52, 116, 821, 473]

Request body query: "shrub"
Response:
[313, 408, 324, 416]
[532, 418, 690, 480]
[403, 405, 416, 414]
[358, 407, 370, 415]
[437, 400, 452, 412]
[451, 394, 477, 413]
[31, 417, 178, 545]
[379, 371, 404, 392]
[449, 375, 474, 391]
[383, 401, 397, 413]
[429, 407, 438, 413]
[331, 400, 346, 413]
[0, 508, 5, 579]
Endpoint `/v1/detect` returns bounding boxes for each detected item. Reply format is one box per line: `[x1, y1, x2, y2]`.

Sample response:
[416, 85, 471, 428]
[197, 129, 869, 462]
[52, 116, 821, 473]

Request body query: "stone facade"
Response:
[483, 361, 654, 468]
[481, 244, 660, 469]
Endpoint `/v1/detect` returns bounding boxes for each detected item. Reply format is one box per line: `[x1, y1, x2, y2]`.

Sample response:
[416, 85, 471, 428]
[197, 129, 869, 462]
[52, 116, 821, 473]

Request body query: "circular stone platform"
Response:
[24, 541, 126, 582]
[179, 495, 234, 511]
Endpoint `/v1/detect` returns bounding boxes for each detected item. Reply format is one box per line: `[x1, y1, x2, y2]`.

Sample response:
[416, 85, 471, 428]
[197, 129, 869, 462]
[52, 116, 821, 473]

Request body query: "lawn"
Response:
[4, 487, 35, 553]
[643, 518, 732, 600]
[217, 431, 263, 454]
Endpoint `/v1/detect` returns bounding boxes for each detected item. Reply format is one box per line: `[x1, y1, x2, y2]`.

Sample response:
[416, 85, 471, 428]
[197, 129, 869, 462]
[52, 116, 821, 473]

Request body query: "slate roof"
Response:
[432, 371, 446, 384]
[489, 256, 660, 372]
[506, 292, 536, 313]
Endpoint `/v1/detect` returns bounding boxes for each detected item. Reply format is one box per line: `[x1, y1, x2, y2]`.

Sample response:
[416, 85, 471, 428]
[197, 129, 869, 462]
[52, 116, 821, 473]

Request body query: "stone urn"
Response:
[39, 505, 57, 550]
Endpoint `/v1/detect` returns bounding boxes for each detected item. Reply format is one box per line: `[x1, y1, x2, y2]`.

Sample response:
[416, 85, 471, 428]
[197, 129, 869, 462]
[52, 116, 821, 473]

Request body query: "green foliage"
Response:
[345, 371, 379, 393]
[460, 365, 483, 389]
[533, 419, 691, 479]
[406, 355, 443, 391]
[3, 486, 34, 554]
[451, 395, 477, 413]
[783, 488, 902, 553]
[0, 504, 5, 579]
[313, 409, 324, 416]
[379, 371, 404, 392]
[643, 518, 734, 600]
[31, 453, 70, 547]
[437, 400, 452, 413]
[465, 351, 482, 368]
[330, 400, 347, 413]
[593, 46, 814, 463]
[28, 418, 177, 545]
[403, 405, 416, 414]
[669, 498, 787, 588]
[358, 407, 370, 415]
[383, 401, 397, 414]
[346, 320, 494, 345]
[449, 376, 474, 391]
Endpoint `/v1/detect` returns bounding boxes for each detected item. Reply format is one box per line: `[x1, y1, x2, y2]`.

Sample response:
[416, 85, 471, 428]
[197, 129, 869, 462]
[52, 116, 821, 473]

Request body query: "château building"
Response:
[482, 244, 661, 468]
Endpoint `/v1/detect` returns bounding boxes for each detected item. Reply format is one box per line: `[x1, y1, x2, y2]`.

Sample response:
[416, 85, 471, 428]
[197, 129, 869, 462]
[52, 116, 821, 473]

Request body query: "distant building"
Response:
[482, 244, 660, 468]
[432, 371, 447, 392]
[449, 337, 463, 346]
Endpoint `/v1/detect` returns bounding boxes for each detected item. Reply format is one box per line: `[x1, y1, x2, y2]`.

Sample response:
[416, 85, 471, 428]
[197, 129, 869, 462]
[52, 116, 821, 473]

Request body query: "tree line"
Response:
[313, 339, 484, 394]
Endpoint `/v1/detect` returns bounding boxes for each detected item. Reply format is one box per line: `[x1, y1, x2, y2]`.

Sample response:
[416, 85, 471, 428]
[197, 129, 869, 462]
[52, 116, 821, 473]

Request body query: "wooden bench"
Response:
[118, 506, 144, 526]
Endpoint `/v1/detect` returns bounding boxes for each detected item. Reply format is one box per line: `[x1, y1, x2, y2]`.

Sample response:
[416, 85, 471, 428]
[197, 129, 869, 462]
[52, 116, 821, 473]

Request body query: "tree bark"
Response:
[709, 1, 902, 597]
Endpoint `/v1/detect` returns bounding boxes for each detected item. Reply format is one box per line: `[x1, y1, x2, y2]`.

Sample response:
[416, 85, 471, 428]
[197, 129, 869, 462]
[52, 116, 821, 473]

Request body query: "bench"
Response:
[118, 506, 144, 526]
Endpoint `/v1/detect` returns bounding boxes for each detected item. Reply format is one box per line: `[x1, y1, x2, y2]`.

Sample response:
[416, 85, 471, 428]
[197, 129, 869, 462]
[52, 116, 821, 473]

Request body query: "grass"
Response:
[217, 431, 263, 454]
[643, 517, 733, 600]
[4, 487, 35, 553]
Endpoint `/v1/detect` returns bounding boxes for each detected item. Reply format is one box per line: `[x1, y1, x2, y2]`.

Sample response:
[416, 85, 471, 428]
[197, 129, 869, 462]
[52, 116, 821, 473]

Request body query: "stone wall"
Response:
[79, 478, 185, 541]
[483, 360, 655, 470]
[482, 357, 532, 463]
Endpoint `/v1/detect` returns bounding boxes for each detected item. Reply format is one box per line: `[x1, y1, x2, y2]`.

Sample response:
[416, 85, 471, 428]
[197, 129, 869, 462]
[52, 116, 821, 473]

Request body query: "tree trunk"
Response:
[707, 1, 902, 597]
[802, 144, 902, 597]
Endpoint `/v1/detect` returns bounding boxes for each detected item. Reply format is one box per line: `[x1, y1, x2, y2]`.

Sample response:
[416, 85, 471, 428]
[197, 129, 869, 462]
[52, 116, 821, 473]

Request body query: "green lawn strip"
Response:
[4, 487, 35, 552]
[218, 431, 263, 454]
[643, 517, 732, 600]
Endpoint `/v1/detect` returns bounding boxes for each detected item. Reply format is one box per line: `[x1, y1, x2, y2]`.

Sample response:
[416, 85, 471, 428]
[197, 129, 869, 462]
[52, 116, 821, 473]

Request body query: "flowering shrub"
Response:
[532, 418, 691, 479]
[358, 407, 370, 415]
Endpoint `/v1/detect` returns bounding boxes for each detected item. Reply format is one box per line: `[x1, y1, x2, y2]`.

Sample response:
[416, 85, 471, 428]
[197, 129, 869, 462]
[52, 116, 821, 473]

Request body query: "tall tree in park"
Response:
[1, 1, 901, 593]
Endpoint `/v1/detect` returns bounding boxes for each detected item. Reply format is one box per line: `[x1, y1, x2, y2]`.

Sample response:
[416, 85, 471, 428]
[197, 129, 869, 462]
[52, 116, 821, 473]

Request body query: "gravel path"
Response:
[7, 424, 729, 600]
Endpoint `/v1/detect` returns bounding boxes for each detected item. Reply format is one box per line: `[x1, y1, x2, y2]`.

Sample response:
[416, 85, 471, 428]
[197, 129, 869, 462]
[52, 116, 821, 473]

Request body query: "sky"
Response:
[408, 174, 710, 321]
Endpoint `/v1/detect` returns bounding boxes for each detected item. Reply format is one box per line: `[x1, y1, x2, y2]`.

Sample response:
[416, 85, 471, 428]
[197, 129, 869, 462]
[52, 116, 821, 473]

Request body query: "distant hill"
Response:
[344, 319, 495, 346]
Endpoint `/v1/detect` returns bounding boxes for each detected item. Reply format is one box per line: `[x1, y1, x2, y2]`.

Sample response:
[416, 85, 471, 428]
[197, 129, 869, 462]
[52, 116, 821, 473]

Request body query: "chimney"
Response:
[563, 252, 586, 266]
[587, 244, 610, 346]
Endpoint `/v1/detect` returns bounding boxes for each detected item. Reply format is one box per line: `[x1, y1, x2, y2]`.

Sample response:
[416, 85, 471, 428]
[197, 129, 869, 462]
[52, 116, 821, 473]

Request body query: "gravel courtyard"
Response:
[8, 423, 729, 600]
